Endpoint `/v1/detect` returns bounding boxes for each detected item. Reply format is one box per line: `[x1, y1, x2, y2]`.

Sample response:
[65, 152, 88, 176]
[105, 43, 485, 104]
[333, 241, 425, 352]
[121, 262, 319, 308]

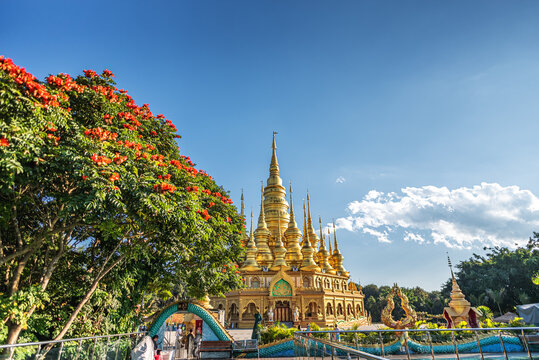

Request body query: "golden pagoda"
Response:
[211, 133, 367, 328]
[443, 256, 480, 328]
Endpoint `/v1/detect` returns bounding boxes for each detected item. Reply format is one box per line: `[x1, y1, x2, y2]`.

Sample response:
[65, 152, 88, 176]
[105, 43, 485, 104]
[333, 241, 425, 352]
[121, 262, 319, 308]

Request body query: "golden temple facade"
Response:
[210, 134, 367, 329]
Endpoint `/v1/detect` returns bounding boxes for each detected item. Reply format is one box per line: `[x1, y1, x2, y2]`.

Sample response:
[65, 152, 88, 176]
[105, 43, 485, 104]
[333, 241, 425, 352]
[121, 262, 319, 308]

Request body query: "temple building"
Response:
[210, 134, 368, 329]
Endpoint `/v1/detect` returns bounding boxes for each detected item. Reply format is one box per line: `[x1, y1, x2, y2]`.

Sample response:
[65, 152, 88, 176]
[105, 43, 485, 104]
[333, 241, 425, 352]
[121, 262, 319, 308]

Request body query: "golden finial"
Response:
[270, 131, 279, 176]
[240, 210, 261, 271]
[254, 181, 273, 266]
[327, 228, 335, 268]
[316, 217, 335, 274]
[447, 252, 456, 281]
[300, 199, 320, 272]
[318, 217, 325, 250]
[284, 181, 303, 266]
[257, 182, 267, 228]
[250, 209, 253, 238]
[331, 221, 348, 276]
[271, 216, 289, 270]
[240, 189, 245, 219]
[239, 189, 249, 247]
[306, 191, 319, 248]
[333, 220, 339, 253]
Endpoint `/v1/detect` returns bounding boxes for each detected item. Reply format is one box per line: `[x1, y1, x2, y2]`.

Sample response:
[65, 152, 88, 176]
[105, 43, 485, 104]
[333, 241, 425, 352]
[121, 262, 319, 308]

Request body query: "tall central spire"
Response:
[264, 132, 289, 249]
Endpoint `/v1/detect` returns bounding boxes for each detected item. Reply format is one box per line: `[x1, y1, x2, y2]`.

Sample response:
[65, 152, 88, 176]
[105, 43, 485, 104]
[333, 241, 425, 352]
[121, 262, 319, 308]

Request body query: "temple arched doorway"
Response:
[274, 300, 291, 323]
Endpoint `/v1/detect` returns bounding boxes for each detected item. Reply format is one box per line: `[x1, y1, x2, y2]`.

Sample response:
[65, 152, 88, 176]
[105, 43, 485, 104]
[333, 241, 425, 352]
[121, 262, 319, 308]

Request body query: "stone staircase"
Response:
[227, 329, 253, 341]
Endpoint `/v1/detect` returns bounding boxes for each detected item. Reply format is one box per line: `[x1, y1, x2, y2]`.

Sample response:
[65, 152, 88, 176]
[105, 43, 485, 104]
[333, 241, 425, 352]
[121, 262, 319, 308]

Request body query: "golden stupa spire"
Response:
[284, 182, 303, 266]
[240, 189, 245, 218]
[240, 189, 249, 247]
[271, 217, 289, 270]
[331, 221, 348, 276]
[306, 192, 319, 248]
[447, 254, 470, 311]
[327, 228, 335, 268]
[316, 217, 336, 274]
[300, 200, 320, 272]
[241, 211, 261, 271]
[254, 182, 273, 267]
[264, 132, 289, 248]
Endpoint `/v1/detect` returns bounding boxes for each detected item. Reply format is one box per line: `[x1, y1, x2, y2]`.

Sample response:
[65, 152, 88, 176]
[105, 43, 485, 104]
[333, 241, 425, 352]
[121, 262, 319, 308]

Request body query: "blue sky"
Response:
[3, 0, 539, 291]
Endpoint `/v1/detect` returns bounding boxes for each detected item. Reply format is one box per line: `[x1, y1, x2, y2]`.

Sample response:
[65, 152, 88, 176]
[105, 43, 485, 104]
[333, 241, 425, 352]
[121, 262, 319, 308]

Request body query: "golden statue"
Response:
[381, 284, 417, 329]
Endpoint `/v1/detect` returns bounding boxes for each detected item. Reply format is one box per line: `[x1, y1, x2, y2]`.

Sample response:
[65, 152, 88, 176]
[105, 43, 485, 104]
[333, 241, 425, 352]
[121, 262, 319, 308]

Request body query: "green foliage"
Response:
[441, 237, 539, 316]
[0, 286, 49, 331]
[0, 58, 245, 343]
[476, 305, 493, 322]
[259, 322, 298, 344]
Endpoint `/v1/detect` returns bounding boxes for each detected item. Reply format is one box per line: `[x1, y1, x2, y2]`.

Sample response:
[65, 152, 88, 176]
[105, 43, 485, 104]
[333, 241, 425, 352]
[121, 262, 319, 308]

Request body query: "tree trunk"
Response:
[5, 320, 24, 346]
[52, 255, 125, 341]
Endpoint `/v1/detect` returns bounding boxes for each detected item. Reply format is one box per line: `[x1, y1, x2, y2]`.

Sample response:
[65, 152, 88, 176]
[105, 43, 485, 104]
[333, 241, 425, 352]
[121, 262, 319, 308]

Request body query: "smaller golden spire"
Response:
[268, 131, 281, 182]
[447, 254, 470, 311]
[271, 217, 289, 270]
[331, 222, 348, 276]
[255, 182, 273, 267]
[306, 192, 319, 248]
[328, 228, 335, 268]
[300, 200, 320, 272]
[316, 217, 336, 274]
[240, 189, 249, 247]
[241, 211, 261, 271]
[284, 182, 303, 266]
[240, 189, 245, 218]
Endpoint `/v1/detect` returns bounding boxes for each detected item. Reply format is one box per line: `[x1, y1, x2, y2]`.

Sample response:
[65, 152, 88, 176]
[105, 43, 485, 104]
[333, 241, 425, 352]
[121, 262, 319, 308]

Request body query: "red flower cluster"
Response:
[208, 202, 215, 207]
[113, 153, 127, 165]
[83, 69, 98, 78]
[213, 192, 233, 205]
[157, 174, 171, 180]
[85, 127, 118, 142]
[102, 69, 114, 77]
[46, 74, 84, 93]
[1, 57, 61, 108]
[153, 182, 177, 194]
[169, 159, 199, 177]
[186, 186, 199, 194]
[197, 209, 211, 221]
[181, 156, 194, 166]
[117, 140, 144, 151]
[227, 217, 232, 223]
[109, 173, 120, 182]
[118, 111, 142, 129]
[91, 85, 119, 103]
[91, 153, 112, 166]
[150, 154, 165, 166]
[201, 189, 211, 196]
[0, 137, 9, 147]
[47, 133, 61, 145]
[132, 103, 153, 121]
[165, 119, 177, 132]
[0, 57, 67, 108]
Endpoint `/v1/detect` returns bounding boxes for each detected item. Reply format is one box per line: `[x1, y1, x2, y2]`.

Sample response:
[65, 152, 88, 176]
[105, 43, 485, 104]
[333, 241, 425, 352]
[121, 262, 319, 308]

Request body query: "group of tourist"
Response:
[147, 325, 203, 360]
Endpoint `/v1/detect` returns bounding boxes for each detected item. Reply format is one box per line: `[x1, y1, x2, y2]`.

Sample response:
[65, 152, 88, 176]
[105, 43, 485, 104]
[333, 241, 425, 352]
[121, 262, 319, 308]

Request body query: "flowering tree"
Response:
[0, 57, 244, 344]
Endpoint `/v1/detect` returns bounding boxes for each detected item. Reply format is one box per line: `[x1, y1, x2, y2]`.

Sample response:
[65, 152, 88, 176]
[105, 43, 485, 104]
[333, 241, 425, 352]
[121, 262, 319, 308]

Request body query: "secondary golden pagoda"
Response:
[443, 258, 480, 328]
[211, 133, 368, 328]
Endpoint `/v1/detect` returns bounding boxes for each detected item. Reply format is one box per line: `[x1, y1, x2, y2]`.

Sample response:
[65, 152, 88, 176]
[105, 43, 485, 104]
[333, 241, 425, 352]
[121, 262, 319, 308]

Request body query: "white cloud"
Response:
[335, 182, 539, 249]
[336, 176, 346, 184]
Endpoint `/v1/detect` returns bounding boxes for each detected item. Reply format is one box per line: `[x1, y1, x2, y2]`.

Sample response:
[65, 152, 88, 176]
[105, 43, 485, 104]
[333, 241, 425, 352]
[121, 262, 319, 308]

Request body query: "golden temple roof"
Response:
[241, 133, 350, 276]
